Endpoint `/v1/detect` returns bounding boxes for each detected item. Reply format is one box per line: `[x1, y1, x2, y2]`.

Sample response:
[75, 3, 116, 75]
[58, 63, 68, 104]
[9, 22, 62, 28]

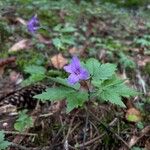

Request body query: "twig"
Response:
[83, 106, 89, 148]
[69, 133, 106, 149]
[3, 130, 37, 137]
[11, 143, 31, 150]
[88, 109, 130, 148]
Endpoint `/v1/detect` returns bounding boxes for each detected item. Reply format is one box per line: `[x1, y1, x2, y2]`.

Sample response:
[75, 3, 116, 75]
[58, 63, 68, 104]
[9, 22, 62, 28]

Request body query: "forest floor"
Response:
[0, 1, 150, 150]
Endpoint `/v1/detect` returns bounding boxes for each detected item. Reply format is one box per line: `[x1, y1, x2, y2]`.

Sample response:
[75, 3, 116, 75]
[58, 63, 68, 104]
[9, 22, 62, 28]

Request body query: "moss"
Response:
[14, 50, 45, 71]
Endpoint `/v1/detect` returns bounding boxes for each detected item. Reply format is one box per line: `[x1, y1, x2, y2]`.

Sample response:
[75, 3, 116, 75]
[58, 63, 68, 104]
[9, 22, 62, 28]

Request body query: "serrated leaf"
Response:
[0, 141, 11, 150]
[85, 58, 101, 80]
[0, 132, 4, 142]
[34, 87, 73, 101]
[66, 91, 88, 112]
[112, 84, 138, 97]
[52, 38, 64, 49]
[61, 26, 76, 33]
[24, 65, 46, 75]
[61, 36, 75, 45]
[14, 110, 33, 132]
[85, 59, 116, 80]
[22, 73, 45, 86]
[96, 77, 137, 107]
[50, 77, 80, 90]
[53, 24, 62, 32]
[100, 88, 125, 107]
[0, 131, 11, 150]
[98, 63, 117, 80]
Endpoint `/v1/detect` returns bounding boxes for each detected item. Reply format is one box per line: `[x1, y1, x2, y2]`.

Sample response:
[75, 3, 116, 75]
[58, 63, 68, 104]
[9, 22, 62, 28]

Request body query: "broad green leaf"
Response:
[0, 141, 11, 150]
[0, 132, 4, 142]
[53, 24, 62, 32]
[34, 87, 73, 101]
[14, 110, 33, 132]
[96, 77, 137, 107]
[112, 84, 138, 97]
[98, 63, 117, 80]
[24, 65, 46, 75]
[66, 91, 88, 112]
[61, 36, 75, 45]
[61, 26, 76, 33]
[22, 73, 45, 86]
[127, 114, 139, 122]
[0, 131, 11, 150]
[52, 38, 64, 49]
[86, 59, 116, 80]
[99, 88, 125, 107]
[50, 77, 80, 90]
[85, 58, 101, 80]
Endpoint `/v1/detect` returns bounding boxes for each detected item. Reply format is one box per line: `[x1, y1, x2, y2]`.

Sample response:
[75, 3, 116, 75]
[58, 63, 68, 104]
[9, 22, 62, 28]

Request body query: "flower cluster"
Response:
[64, 56, 89, 85]
[27, 15, 39, 33]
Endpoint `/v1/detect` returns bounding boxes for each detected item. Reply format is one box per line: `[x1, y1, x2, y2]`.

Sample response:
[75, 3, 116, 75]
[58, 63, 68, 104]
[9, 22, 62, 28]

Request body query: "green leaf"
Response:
[24, 65, 46, 75]
[0, 141, 11, 150]
[96, 76, 137, 107]
[61, 36, 75, 45]
[66, 91, 88, 112]
[112, 84, 138, 97]
[0, 131, 11, 150]
[85, 59, 116, 80]
[100, 88, 125, 107]
[50, 77, 80, 90]
[127, 114, 139, 122]
[34, 86, 88, 113]
[52, 38, 64, 49]
[23, 65, 46, 86]
[14, 110, 33, 132]
[98, 63, 117, 80]
[34, 87, 73, 102]
[0, 132, 4, 143]
[22, 73, 45, 86]
[85, 58, 101, 80]
[61, 26, 76, 33]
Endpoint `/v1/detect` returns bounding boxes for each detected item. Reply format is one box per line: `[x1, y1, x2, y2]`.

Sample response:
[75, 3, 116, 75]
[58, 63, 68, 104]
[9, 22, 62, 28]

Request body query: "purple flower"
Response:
[64, 56, 89, 85]
[27, 15, 39, 33]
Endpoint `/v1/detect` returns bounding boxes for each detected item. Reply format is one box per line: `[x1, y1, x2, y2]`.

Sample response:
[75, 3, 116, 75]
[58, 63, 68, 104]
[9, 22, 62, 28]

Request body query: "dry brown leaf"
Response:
[0, 66, 5, 78]
[125, 107, 142, 123]
[15, 17, 27, 25]
[9, 39, 31, 52]
[9, 71, 23, 85]
[36, 34, 51, 44]
[69, 47, 83, 55]
[128, 126, 150, 148]
[137, 56, 150, 67]
[0, 57, 16, 77]
[50, 53, 68, 69]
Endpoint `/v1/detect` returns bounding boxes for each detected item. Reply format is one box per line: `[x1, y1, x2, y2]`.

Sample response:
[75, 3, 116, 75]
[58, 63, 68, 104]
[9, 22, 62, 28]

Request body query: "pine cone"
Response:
[0, 84, 47, 109]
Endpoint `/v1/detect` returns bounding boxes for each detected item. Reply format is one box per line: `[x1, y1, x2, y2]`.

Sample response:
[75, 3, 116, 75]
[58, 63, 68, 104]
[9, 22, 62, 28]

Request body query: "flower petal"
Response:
[79, 68, 89, 80]
[64, 64, 74, 74]
[71, 56, 81, 68]
[68, 74, 79, 85]
[27, 16, 39, 33]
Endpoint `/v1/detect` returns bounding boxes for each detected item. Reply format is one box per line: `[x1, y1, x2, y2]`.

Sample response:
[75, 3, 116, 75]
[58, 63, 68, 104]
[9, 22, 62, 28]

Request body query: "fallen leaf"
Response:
[15, 17, 27, 25]
[128, 126, 150, 148]
[50, 53, 68, 69]
[0, 66, 5, 78]
[69, 47, 83, 55]
[9, 71, 23, 85]
[125, 107, 142, 123]
[9, 39, 31, 52]
[0, 57, 16, 77]
[36, 34, 51, 44]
